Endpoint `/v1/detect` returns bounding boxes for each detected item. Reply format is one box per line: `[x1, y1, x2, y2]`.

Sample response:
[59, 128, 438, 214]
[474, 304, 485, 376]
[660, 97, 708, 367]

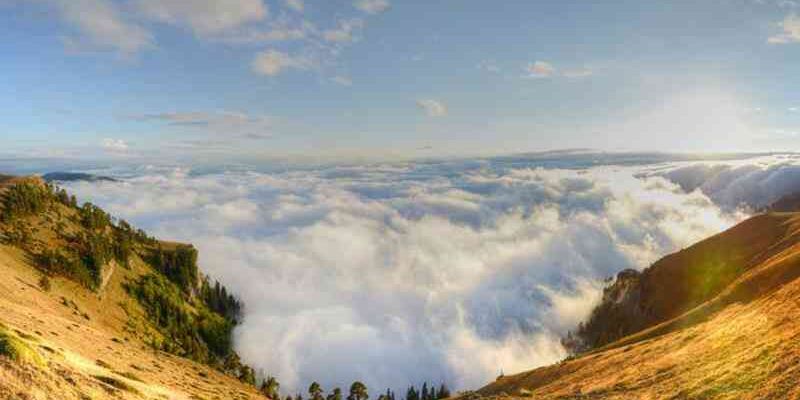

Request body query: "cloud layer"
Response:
[653, 156, 800, 210]
[60, 156, 792, 394]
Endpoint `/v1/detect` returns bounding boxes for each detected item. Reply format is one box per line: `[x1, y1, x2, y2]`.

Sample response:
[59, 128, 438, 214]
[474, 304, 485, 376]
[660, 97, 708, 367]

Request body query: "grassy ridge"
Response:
[0, 178, 254, 384]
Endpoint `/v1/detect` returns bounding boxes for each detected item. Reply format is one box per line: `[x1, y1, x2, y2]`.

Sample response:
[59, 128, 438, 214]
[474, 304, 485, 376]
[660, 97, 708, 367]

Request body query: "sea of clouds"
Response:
[58, 152, 800, 394]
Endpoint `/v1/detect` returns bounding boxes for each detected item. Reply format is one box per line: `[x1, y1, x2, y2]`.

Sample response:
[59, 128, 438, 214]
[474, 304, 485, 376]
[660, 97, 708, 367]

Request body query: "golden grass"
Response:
[0, 324, 45, 368]
[475, 213, 800, 400]
[0, 215, 265, 399]
[93, 375, 141, 395]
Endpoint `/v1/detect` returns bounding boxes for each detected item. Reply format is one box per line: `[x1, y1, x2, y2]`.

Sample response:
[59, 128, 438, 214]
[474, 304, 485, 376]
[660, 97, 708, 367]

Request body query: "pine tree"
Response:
[261, 376, 280, 399]
[328, 388, 343, 400]
[348, 382, 368, 400]
[309, 382, 324, 400]
[437, 384, 450, 399]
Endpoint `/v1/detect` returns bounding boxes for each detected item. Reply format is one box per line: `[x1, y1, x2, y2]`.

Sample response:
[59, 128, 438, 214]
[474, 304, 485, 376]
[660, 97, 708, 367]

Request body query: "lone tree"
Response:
[261, 376, 281, 399]
[437, 384, 450, 399]
[309, 382, 325, 400]
[348, 382, 369, 400]
[327, 387, 343, 400]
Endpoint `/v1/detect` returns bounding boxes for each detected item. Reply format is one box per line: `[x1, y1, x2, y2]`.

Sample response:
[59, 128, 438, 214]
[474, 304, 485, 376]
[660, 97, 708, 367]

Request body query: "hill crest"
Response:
[476, 207, 800, 399]
[0, 176, 268, 399]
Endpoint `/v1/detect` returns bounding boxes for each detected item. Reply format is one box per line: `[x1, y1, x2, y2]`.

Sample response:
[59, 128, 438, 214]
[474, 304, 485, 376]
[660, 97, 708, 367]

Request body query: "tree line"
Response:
[258, 378, 450, 400]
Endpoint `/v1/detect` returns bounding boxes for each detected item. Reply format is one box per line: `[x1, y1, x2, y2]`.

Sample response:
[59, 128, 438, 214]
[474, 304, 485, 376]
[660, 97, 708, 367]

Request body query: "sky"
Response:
[2, 0, 800, 162]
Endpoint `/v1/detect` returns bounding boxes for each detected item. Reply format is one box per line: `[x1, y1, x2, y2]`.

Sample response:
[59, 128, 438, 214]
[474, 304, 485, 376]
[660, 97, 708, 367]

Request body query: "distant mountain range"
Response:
[41, 172, 118, 183]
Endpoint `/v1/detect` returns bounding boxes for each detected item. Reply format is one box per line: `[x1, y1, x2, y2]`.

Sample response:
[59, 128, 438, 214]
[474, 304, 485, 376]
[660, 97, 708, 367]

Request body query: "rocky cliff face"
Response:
[563, 269, 645, 353]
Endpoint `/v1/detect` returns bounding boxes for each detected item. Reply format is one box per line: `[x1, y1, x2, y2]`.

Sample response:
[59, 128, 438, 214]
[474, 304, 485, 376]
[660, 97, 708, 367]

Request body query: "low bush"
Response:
[0, 326, 45, 367]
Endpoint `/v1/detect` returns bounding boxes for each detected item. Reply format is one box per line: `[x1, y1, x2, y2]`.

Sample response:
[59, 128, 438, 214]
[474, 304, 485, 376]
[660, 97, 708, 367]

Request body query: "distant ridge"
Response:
[41, 171, 118, 183]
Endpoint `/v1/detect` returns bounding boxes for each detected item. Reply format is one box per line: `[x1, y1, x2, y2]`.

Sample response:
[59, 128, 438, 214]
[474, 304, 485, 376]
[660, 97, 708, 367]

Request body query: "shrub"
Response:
[0, 326, 45, 367]
[93, 375, 140, 394]
[38, 274, 52, 292]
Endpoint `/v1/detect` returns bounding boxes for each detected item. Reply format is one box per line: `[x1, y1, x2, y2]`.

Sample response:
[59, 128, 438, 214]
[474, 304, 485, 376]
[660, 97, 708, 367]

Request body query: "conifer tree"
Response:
[348, 382, 368, 400]
[261, 376, 281, 399]
[327, 387, 343, 400]
[309, 382, 324, 400]
[437, 384, 450, 399]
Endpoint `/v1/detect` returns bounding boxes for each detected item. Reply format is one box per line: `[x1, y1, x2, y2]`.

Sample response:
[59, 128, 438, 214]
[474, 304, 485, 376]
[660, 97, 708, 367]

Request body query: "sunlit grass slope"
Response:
[476, 211, 800, 399]
[0, 176, 265, 399]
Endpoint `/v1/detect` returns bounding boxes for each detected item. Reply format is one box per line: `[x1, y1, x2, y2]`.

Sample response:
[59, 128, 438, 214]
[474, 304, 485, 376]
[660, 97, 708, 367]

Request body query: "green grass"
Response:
[0, 325, 46, 367]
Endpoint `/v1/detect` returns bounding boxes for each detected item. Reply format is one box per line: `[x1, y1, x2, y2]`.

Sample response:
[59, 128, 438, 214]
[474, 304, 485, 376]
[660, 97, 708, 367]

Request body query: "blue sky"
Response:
[2, 0, 800, 162]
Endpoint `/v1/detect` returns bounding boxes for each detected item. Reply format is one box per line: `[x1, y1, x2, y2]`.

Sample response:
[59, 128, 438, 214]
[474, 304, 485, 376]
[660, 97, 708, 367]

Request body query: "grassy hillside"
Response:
[475, 210, 800, 399]
[0, 176, 266, 399]
[566, 212, 799, 351]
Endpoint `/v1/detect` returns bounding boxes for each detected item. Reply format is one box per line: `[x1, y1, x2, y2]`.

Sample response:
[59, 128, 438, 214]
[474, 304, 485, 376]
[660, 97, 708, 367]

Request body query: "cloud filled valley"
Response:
[57, 153, 800, 394]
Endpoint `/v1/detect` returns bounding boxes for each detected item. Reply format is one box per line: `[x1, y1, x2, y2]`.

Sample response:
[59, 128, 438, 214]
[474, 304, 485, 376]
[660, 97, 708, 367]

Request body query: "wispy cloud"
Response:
[252, 50, 314, 76]
[333, 76, 354, 86]
[323, 19, 364, 43]
[285, 0, 304, 13]
[477, 60, 501, 73]
[526, 61, 556, 78]
[133, 110, 274, 140]
[50, 0, 153, 56]
[101, 138, 129, 153]
[562, 68, 593, 79]
[768, 13, 800, 43]
[416, 99, 448, 117]
[134, 0, 268, 35]
[354, 0, 391, 14]
[26, 0, 380, 79]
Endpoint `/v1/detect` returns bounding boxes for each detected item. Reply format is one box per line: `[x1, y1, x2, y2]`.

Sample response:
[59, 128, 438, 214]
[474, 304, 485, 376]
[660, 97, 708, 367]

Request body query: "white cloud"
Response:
[101, 138, 129, 152]
[135, 111, 269, 127]
[252, 50, 313, 76]
[323, 19, 364, 43]
[285, 0, 304, 12]
[416, 99, 448, 117]
[49, 0, 153, 55]
[354, 0, 390, 14]
[134, 0, 268, 35]
[133, 110, 274, 140]
[768, 13, 800, 43]
[477, 60, 501, 73]
[526, 61, 556, 78]
[653, 158, 800, 211]
[333, 76, 354, 86]
[218, 18, 311, 44]
[562, 67, 593, 78]
[62, 158, 748, 394]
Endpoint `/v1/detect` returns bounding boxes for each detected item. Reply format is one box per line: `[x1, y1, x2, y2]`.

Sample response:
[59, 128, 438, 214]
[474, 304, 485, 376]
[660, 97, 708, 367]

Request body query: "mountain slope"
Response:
[0, 177, 265, 399]
[476, 211, 800, 399]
